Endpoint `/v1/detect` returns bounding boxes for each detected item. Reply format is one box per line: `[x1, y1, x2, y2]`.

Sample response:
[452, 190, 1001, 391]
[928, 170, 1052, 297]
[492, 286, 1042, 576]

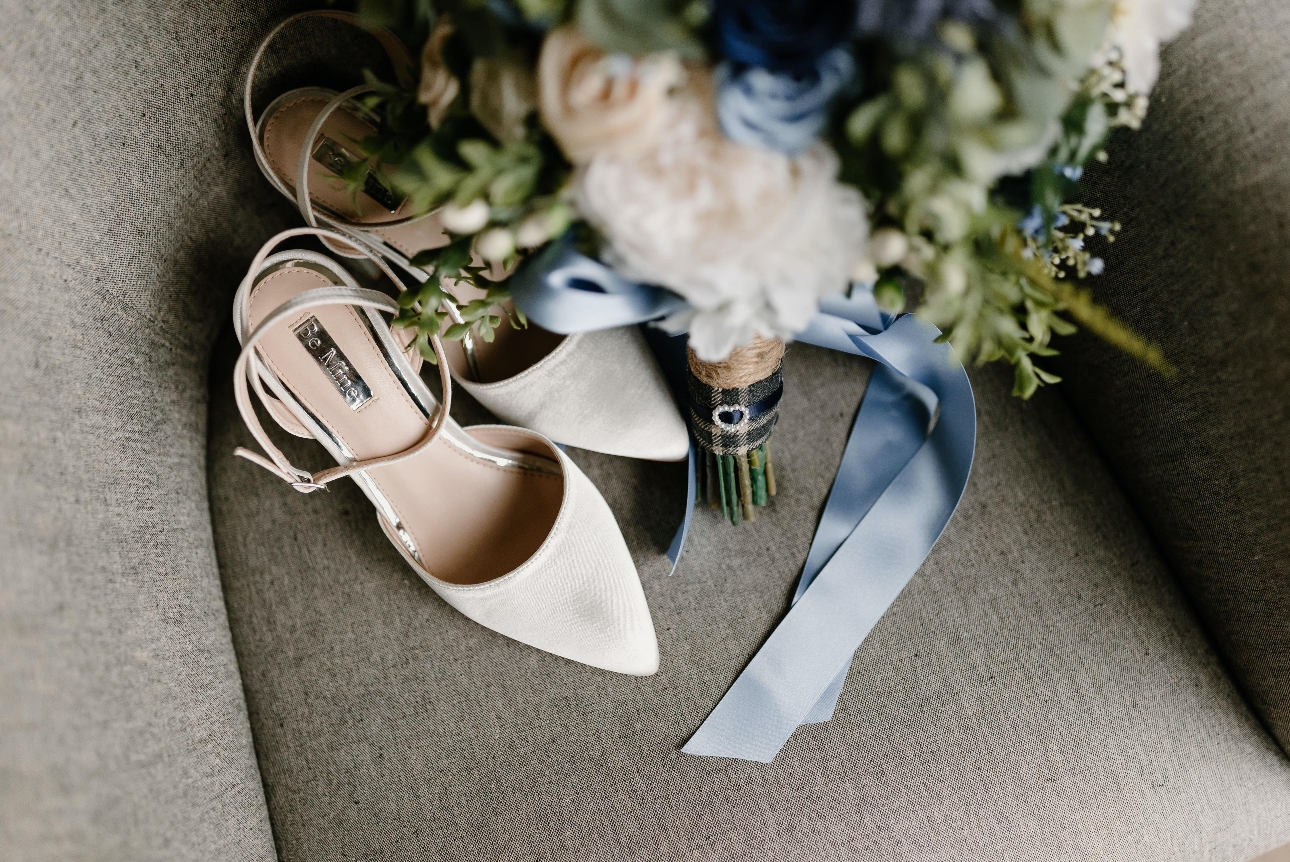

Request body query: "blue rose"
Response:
[714, 0, 859, 75]
[716, 48, 857, 155]
[856, 0, 996, 42]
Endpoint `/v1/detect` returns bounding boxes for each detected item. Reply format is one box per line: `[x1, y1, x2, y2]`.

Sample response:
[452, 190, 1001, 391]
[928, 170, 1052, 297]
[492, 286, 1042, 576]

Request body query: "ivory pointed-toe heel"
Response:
[231, 227, 659, 675]
[440, 315, 690, 462]
[244, 11, 688, 462]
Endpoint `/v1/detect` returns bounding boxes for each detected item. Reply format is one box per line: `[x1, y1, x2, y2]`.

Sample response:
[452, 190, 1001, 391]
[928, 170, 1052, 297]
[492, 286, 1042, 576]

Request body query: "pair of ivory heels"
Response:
[233, 13, 688, 675]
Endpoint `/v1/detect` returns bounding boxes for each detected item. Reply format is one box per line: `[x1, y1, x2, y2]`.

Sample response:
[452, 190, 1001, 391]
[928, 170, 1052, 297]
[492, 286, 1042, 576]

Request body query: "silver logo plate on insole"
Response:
[294, 316, 373, 410]
[311, 135, 404, 213]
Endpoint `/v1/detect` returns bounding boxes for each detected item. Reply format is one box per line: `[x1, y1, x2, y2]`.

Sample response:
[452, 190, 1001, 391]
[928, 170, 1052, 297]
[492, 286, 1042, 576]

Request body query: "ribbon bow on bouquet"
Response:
[511, 239, 976, 763]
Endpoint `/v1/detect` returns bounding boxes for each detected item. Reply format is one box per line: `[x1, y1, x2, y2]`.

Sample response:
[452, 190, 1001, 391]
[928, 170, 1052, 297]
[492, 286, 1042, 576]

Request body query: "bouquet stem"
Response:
[687, 337, 785, 525]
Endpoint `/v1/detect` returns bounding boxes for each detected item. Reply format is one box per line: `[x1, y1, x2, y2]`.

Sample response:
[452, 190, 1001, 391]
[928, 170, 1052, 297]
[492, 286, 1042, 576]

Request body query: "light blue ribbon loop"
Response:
[509, 249, 977, 763]
[509, 237, 689, 334]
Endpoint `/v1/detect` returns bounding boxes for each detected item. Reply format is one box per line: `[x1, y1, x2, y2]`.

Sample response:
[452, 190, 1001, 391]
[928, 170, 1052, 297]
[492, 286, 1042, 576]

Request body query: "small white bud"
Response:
[515, 216, 551, 249]
[935, 257, 968, 297]
[476, 227, 516, 263]
[948, 58, 1002, 123]
[516, 204, 572, 249]
[869, 227, 910, 268]
[937, 20, 976, 54]
[900, 235, 934, 279]
[851, 258, 879, 284]
[439, 199, 490, 234]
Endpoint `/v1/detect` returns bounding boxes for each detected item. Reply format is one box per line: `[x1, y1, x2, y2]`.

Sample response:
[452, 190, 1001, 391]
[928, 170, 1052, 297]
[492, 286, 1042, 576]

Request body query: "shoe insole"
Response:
[246, 262, 564, 585]
[261, 90, 565, 384]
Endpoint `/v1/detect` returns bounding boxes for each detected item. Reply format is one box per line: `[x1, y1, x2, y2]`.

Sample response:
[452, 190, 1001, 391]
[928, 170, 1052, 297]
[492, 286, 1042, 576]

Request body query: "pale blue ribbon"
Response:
[510, 237, 689, 333]
[511, 242, 976, 762]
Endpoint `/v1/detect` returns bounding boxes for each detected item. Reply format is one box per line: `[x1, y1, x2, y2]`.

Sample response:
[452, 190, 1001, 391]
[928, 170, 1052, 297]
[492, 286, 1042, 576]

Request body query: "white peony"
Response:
[1108, 0, 1196, 94]
[573, 84, 868, 361]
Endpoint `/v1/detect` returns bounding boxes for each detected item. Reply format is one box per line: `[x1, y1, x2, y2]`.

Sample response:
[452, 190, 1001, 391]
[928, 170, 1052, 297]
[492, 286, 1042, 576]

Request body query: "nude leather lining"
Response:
[246, 264, 562, 585]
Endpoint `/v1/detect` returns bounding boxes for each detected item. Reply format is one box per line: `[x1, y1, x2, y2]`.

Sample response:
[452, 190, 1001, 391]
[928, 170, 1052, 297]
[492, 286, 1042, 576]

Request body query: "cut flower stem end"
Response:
[702, 445, 777, 526]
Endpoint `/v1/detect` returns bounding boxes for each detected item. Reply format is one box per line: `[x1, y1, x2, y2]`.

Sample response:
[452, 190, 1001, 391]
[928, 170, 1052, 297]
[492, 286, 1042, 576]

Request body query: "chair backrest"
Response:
[1058, 0, 1290, 754]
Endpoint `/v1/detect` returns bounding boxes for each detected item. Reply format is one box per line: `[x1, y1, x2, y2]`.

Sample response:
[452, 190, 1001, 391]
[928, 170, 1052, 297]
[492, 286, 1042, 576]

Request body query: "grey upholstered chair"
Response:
[3, 1, 1290, 859]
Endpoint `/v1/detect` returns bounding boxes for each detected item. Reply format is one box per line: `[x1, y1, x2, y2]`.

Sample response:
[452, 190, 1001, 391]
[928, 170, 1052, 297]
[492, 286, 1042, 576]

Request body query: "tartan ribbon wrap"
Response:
[686, 363, 783, 456]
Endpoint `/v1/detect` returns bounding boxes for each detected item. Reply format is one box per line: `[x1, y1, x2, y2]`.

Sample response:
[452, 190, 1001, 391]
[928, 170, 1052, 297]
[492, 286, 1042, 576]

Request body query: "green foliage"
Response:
[392, 236, 519, 361]
[354, 0, 437, 29]
[513, 0, 571, 25]
[327, 8, 573, 351]
[575, 0, 708, 58]
[836, 8, 1169, 398]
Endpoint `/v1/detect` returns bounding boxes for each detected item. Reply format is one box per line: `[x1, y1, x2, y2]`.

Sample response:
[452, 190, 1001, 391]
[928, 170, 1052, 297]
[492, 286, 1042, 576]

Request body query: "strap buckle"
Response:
[288, 468, 327, 494]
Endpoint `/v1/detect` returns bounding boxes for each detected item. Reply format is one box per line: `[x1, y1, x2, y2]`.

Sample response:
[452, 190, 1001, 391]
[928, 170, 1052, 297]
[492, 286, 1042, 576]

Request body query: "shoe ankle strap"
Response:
[244, 12, 432, 245]
[232, 227, 453, 493]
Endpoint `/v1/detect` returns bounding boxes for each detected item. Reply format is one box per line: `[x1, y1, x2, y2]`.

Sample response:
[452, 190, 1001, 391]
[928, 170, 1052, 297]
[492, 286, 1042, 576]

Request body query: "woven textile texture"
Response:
[0, 3, 394, 859]
[209, 331, 1290, 861]
[1056, 0, 1290, 751]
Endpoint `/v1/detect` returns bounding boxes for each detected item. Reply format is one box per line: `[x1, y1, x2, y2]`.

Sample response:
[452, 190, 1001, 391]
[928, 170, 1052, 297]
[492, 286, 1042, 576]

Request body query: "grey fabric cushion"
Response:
[209, 326, 1290, 860]
[0, 2, 382, 858]
[1056, 0, 1290, 751]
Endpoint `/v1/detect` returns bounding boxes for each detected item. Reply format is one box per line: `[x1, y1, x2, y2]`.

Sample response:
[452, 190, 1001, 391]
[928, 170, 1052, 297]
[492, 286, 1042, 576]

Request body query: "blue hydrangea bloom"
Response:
[856, 0, 996, 41]
[1088, 257, 1105, 275]
[717, 48, 857, 155]
[714, 0, 859, 74]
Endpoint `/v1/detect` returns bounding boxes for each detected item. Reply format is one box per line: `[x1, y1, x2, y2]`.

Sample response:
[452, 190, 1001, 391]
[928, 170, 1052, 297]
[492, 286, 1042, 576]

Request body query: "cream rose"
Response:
[574, 85, 869, 361]
[537, 25, 684, 164]
[418, 16, 460, 129]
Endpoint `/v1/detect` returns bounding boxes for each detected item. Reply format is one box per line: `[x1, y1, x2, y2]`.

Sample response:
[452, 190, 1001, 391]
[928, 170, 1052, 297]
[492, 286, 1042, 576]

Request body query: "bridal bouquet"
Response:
[349, 0, 1186, 380]
[342, 0, 1190, 518]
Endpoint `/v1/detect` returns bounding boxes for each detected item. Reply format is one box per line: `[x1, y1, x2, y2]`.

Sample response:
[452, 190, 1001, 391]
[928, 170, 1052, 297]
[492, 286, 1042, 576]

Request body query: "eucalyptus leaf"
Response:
[1013, 354, 1040, 398]
[409, 249, 439, 269]
[444, 322, 474, 340]
[457, 139, 497, 170]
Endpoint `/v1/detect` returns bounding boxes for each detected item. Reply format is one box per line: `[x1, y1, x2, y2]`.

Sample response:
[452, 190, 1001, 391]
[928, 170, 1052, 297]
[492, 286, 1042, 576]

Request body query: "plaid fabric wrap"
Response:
[687, 363, 782, 456]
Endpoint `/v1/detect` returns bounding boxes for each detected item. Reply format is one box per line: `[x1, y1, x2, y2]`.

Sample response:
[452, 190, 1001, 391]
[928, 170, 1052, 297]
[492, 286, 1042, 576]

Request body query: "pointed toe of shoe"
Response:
[424, 447, 659, 675]
[454, 327, 689, 461]
[623, 394, 689, 462]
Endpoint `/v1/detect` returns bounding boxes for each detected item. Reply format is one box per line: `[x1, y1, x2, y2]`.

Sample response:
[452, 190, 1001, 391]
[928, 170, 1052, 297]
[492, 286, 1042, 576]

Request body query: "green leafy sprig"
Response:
[837, 12, 1169, 397]
[328, 4, 574, 359]
[392, 235, 525, 361]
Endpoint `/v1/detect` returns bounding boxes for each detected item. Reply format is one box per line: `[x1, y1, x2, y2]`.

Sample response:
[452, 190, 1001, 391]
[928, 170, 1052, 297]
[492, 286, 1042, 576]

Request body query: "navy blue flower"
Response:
[717, 48, 856, 155]
[714, 0, 859, 75]
[856, 0, 996, 42]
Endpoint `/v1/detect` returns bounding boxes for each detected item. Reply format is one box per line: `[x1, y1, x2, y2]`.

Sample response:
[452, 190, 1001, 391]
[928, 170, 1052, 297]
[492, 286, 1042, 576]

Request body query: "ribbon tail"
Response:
[666, 441, 697, 573]
[642, 326, 698, 572]
[801, 660, 850, 724]
[791, 361, 931, 602]
[683, 315, 976, 763]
